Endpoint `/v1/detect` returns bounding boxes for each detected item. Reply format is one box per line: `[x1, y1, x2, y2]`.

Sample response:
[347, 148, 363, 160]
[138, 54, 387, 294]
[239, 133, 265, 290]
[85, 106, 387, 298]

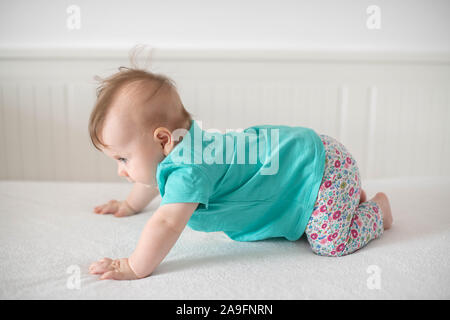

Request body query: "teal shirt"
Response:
[156, 119, 326, 241]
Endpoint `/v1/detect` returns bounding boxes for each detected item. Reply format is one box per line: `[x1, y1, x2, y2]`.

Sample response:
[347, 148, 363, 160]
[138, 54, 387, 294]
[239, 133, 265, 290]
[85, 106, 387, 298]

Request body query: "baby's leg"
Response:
[305, 135, 384, 257]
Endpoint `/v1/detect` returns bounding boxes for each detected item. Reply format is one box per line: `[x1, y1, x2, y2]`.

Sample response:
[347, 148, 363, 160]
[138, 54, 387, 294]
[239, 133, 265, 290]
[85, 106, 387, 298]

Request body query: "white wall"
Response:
[1, 0, 449, 52]
[0, 1, 449, 182]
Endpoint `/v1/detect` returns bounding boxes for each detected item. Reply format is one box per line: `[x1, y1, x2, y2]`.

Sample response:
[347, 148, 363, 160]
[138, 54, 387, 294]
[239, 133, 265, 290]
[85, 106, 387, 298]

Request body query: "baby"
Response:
[88, 67, 393, 280]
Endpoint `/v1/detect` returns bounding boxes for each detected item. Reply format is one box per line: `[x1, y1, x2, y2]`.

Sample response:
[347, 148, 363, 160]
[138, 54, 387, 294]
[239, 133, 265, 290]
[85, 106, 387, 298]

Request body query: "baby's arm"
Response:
[125, 182, 160, 213]
[89, 202, 198, 280]
[128, 202, 199, 278]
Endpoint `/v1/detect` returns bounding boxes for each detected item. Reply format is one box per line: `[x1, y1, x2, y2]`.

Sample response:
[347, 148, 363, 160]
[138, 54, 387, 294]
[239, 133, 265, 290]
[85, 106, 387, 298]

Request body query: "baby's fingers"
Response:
[114, 208, 130, 217]
[93, 205, 105, 214]
[94, 201, 119, 215]
[89, 258, 114, 274]
[114, 203, 134, 217]
[100, 270, 127, 280]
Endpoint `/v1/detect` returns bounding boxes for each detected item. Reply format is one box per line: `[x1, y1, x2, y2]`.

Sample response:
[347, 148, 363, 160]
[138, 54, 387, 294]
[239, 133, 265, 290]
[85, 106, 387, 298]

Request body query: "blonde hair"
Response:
[88, 46, 192, 151]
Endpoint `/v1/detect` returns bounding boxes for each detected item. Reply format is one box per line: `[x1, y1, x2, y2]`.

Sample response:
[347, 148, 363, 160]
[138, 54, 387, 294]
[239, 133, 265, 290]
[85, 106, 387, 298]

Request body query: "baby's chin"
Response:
[140, 183, 153, 188]
[137, 175, 158, 188]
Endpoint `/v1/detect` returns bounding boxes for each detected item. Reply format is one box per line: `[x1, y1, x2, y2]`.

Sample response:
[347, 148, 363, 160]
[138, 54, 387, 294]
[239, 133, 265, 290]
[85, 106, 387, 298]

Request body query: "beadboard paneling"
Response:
[0, 49, 449, 182]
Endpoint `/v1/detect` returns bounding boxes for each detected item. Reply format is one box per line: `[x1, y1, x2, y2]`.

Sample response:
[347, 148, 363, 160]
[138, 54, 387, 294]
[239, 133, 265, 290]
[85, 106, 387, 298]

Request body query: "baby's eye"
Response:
[118, 157, 127, 164]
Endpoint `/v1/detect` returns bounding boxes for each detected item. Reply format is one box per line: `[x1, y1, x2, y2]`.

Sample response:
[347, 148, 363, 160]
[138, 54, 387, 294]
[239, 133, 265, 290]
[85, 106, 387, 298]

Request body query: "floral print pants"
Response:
[305, 134, 384, 257]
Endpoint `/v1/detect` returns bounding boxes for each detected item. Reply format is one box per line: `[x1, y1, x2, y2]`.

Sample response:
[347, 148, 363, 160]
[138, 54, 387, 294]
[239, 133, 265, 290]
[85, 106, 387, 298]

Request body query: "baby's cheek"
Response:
[135, 167, 155, 186]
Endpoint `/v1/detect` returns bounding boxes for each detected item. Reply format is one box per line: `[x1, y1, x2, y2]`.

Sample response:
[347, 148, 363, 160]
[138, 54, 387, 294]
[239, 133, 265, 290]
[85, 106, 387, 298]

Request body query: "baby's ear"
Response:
[153, 127, 165, 142]
[153, 127, 173, 154]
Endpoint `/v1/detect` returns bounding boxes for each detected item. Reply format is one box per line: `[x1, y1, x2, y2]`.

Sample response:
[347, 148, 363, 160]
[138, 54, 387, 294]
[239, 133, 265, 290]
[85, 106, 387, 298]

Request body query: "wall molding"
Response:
[1, 47, 450, 63]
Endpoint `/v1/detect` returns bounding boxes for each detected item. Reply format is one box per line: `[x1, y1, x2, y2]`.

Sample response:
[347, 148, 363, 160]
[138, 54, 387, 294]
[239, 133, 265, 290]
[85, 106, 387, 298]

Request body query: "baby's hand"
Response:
[89, 257, 139, 280]
[93, 200, 136, 217]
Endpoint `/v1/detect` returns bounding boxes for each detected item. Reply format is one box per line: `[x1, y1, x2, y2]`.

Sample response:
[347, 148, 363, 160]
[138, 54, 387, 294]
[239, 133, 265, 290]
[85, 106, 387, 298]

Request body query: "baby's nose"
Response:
[118, 167, 129, 178]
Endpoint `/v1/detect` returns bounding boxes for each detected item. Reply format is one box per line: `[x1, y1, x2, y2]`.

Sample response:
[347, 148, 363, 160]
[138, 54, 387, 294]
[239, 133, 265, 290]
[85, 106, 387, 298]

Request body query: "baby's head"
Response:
[89, 66, 192, 186]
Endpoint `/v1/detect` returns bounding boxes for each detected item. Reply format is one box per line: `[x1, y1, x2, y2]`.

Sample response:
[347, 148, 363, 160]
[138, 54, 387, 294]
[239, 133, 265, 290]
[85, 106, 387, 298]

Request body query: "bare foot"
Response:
[371, 192, 393, 230]
[359, 189, 367, 204]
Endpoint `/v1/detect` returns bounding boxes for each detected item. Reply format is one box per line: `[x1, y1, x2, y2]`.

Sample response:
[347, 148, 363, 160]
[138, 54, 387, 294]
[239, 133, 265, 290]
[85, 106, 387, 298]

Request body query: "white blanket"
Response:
[1, 177, 449, 299]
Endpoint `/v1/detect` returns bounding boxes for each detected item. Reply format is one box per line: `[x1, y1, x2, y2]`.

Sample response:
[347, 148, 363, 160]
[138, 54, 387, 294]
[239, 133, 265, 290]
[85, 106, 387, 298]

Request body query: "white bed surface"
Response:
[1, 177, 449, 299]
